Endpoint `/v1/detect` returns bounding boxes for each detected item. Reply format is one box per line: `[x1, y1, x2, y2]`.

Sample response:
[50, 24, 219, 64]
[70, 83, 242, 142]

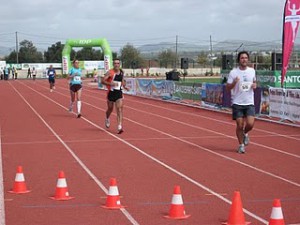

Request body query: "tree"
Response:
[197, 51, 209, 67]
[44, 42, 64, 63]
[17, 40, 43, 63]
[120, 43, 144, 68]
[5, 51, 17, 63]
[157, 49, 177, 68]
[75, 47, 103, 60]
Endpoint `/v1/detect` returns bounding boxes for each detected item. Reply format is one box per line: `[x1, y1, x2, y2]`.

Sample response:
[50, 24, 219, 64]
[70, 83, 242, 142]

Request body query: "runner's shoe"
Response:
[237, 145, 245, 154]
[68, 106, 73, 113]
[105, 118, 110, 128]
[243, 133, 249, 146]
[117, 125, 123, 134]
[77, 113, 81, 118]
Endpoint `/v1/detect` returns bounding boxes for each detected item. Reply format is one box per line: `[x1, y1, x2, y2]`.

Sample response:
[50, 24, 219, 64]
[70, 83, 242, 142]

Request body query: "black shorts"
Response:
[107, 90, 123, 102]
[70, 84, 82, 92]
[232, 104, 255, 120]
[48, 78, 55, 84]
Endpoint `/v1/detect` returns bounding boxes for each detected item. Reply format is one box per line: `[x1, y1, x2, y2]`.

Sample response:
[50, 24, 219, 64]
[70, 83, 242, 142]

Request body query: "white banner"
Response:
[22, 63, 62, 70]
[0, 61, 6, 69]
[269, 87, 300, 122]
[84, 61, 104, 70]
[123, 78, 136, 95]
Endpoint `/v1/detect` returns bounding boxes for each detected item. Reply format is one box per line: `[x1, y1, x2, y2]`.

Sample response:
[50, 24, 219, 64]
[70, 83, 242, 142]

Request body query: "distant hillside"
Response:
[138, 39, 300, 54]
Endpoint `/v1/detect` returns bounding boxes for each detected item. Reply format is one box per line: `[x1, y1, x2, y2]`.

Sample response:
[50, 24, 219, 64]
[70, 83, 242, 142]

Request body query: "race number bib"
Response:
[74, 76, 81, 82]
[113, 81, 122, 90]
[240, 82, 252, 92]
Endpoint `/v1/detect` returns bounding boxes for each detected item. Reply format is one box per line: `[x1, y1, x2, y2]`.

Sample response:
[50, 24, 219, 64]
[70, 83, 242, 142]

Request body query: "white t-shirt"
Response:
[227, 67, 256, 105]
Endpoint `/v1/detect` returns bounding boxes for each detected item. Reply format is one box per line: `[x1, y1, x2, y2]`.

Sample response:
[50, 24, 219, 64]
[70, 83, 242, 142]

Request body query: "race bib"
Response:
[240, 82, 252, 92]
[74, 76, 81, 82]
[113, 81, 122, 90]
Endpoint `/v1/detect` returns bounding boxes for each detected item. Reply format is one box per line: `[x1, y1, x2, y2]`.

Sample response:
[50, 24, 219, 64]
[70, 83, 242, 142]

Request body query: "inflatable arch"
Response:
[62, 38, 113, 74]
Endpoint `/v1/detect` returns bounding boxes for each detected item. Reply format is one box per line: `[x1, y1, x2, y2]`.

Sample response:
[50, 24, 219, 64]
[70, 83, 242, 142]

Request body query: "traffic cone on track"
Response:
[268, 199, 285, 225]
[164, 185, 190, 219]
[50, 171, 74, 200]
[8, 166, 31, 194]
[223, 191, 250, 225]
[102, 178, 124, 209]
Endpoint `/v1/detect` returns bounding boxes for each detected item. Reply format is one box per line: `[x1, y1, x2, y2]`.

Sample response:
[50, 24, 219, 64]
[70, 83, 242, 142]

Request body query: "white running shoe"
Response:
[117, 124, 123, 134]
[50, 89, 53, 92]
[243, 133, 249, 146]
[237, 145, 245, 154]
[68, 106, 73, 113]
[105, 118, 110, 128]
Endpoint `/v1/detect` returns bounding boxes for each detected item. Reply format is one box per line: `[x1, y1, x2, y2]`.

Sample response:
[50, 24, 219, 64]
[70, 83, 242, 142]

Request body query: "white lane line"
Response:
[84, 85, 300, 133]
[9, 83, 139, 225]
[80, 86, 300, 159]
[20, 80, 270, 224]
[0, 127, 6, 225]
[27, 81, 300, 187]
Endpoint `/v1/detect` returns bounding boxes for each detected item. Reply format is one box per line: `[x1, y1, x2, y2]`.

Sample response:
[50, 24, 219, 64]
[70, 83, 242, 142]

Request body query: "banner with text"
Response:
[269, 87, 300, 122]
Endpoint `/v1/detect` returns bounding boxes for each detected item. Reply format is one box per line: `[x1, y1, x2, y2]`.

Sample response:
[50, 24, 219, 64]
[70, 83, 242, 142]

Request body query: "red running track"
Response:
[0, 79, 299, 225]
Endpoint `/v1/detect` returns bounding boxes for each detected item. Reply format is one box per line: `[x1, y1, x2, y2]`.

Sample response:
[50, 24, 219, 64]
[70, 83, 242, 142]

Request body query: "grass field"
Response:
[179, 76, 222, 84]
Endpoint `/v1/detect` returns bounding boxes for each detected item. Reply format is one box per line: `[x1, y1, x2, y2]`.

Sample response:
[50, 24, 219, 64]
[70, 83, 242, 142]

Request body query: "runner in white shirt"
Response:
[226, 51, 257, 154]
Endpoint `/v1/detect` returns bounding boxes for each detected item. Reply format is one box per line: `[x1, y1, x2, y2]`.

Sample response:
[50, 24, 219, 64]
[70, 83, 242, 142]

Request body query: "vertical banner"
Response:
[281, 0, 300, 87]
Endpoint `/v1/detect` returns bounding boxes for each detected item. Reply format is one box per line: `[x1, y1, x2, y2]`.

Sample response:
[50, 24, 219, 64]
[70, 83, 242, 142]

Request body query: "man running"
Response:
[226, 51, 257, 154]
[101, 59, 129, 134]
[47, 65, 56, 92]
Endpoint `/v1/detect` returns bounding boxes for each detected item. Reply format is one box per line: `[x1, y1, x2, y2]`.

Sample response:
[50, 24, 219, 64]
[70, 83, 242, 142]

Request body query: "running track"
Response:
[0, 79, 299, 225]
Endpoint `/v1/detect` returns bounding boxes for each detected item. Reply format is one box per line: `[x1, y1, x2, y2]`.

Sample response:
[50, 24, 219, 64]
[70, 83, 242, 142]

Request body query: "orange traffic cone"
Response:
[8, 166, 31, 194]
[102, 178, 124, 209]
[164, 185, 190, 219]
[50, 171, 74, 200]
[268, 199, 285, 225]
[223, 191, 250, 225]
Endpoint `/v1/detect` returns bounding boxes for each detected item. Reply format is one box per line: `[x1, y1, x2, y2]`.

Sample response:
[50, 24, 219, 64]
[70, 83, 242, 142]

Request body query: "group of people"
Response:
[48, 51, 256, 151]
[67, 58, 128, 134]
[0, 67, 18, 80]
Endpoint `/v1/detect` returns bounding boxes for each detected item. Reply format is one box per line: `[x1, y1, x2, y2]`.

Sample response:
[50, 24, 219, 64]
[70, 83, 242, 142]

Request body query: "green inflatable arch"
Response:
[62, 38, 113, 74]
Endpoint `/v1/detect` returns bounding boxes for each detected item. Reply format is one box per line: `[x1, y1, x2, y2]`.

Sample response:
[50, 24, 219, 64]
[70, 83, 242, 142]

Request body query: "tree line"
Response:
[4, 39, 272, 69]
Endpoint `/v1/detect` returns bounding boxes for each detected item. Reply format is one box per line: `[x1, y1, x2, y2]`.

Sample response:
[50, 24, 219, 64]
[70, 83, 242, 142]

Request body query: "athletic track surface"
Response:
[0, 79, 299, 225]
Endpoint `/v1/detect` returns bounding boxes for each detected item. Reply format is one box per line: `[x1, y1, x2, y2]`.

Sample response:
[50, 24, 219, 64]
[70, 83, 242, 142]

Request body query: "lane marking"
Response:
[18, 80, 269, 224]
[0, 127, 6, 225]
[28, 82, 300, 187]
[9, 83, 139, 225]
[81, 85, 300, 159]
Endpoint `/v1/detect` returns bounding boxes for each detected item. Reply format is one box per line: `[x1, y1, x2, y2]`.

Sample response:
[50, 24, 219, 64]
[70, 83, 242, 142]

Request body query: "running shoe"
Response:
[50, 89, 53, 92]
[243, 133, 249, 146]
[53, 86, 56, 90]
[68, 106, 73, 113]
[77, 113, 81, 118]
[117, 125, 123, 134]
[105, 118, 110, 128]
[237, 145, 245, 154]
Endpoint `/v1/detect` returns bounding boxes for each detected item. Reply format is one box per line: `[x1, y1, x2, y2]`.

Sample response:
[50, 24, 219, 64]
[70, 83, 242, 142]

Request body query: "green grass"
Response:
[179, 77, 221, 84]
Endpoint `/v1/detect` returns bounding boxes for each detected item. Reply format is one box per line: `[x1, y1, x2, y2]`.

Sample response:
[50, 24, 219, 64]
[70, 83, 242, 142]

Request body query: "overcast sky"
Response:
[0, 0, 291, 51]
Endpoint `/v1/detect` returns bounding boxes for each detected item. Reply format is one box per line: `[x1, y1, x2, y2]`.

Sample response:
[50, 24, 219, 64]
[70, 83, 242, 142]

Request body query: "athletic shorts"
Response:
[48, 77, 55, 84]
[107, 90, 123, 102]
[70, 84, 82, 92]
[232, 104, 255, 120]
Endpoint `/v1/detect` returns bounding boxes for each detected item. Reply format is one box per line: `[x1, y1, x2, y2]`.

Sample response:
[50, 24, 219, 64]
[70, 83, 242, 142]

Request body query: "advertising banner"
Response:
[84, 61, 104, 70]
[281, 0, 300, 86]
[269, 87, 300, 122]
[123, 78, 136, 95]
